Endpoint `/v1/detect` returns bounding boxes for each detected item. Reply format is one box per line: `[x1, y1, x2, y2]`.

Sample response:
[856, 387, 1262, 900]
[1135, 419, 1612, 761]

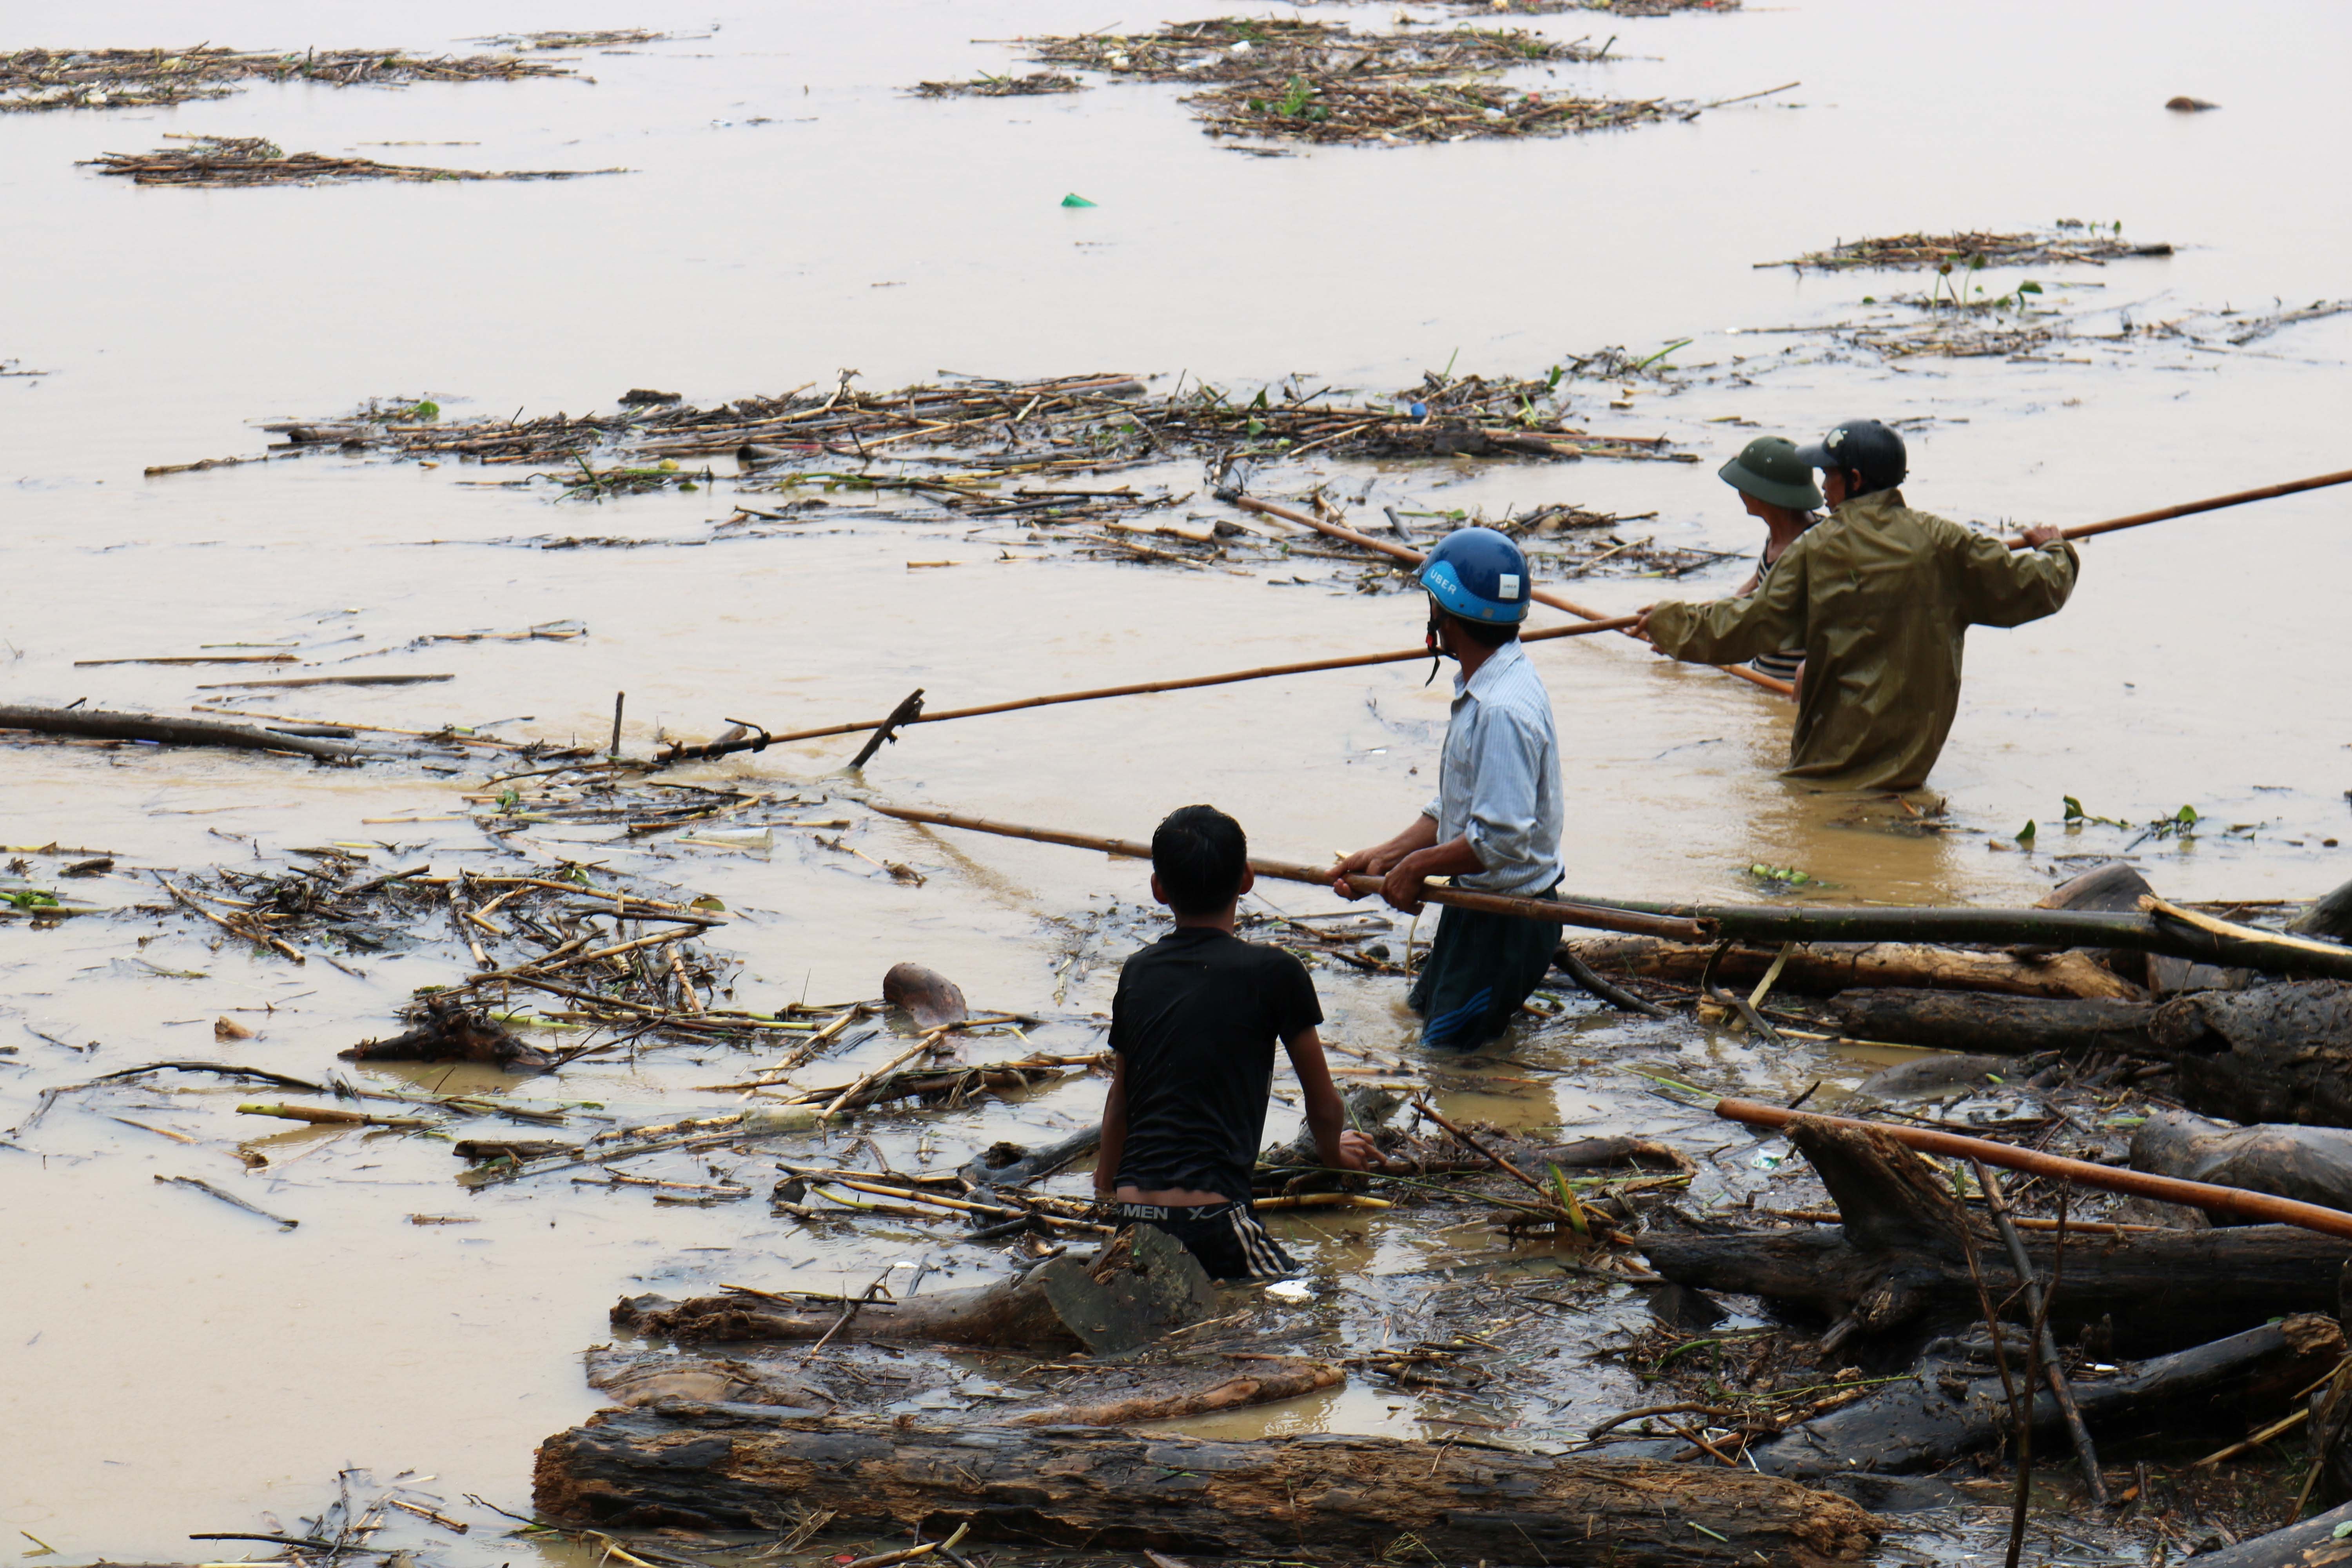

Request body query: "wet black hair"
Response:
[1151, 804, 1248, 917]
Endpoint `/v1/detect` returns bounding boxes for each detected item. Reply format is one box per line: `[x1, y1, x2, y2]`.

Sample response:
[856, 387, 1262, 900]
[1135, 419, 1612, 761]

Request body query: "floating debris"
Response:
[252, 366, 1691, 479]
[948, 18, 1682, 145]
[1427, 0, 1735, 11]
[466, 29, 674, 50]
[0, 46, 579, 113]
[1760, 228, 2174, 271]
[83, 134, 628, 187]
[1193, 77, 1675, 145]
[913, 72, 1084, 98]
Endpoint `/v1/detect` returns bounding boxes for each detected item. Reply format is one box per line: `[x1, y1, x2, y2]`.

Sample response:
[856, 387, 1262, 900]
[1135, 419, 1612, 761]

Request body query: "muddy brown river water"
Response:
[4, 0, 2351, 1563]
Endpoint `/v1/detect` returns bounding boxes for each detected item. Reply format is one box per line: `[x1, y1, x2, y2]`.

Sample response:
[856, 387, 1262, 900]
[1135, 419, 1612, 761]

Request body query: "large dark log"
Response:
[534, 1405, 1881, 1566]
[0, 704, 355, 760]
[615, 1227, 1214, 1354]
[2292, 878, 2352, 943]
[2153, 982, 2352, 1127]
[1825, 989, 2155, 1055]
[957, 1123, 1102, 1189]
[1639, 1118, 2352, 1356]
[1751, 1315, 2343, 1478]
[2171, 1496, 2352, 1568]
[2133, 1111, 2352, 1218]
[1564, 936, 2142, 1001]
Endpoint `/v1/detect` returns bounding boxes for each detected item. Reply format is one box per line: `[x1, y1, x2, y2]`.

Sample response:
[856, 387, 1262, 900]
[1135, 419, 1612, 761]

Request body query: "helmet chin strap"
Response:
[1424, 605, 1450, 686]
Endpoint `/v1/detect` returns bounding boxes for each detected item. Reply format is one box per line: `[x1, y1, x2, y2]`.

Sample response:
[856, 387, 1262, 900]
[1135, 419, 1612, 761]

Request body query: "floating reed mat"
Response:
[249, 366, 1690, 479]
[976, 18, 1688, 145]
[0, 46, 579, 113]
[1759, 227, 2174, 271]
[85, 135, 626, 187]
[1435, 0, 1742, 12]
[913, 71, 1083, 98]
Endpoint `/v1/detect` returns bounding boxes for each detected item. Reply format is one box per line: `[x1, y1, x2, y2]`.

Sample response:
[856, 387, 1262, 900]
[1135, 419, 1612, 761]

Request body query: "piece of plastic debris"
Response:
[1264, 1279, 1313, 1303]
[1061, 192, 1097, 207]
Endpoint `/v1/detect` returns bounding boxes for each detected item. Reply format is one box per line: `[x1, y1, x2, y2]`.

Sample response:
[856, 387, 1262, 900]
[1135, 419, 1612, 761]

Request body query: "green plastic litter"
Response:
[1060, 192, 1096, 207]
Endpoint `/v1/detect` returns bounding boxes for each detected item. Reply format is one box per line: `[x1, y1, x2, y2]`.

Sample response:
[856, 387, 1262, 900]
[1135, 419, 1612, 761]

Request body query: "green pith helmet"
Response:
[1718, 436, 1825, 511]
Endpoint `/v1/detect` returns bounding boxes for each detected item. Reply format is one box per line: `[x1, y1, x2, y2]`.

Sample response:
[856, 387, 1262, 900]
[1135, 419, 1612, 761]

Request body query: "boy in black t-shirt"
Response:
[1095, 804, 1376, 1282]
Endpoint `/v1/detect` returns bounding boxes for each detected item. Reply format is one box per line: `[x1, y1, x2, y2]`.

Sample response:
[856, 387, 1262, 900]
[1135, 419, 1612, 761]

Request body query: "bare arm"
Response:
[1333, 813, 1439, 895]
[1283, 1027, 1377, 1172]
[1094, 1055, 1129, 1198]
[1375, 833, 1483, 915]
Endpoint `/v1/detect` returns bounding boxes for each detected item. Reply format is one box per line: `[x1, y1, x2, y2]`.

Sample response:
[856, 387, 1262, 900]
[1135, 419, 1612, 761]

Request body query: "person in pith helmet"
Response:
[1634, 419, 2075, 791]
[1718, 435, 1824, 690]
[1333, 527, 1564, 1053]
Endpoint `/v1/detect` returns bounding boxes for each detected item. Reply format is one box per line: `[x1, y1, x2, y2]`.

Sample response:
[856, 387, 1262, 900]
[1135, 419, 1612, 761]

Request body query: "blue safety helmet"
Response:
[1419, 526, 1531, 624]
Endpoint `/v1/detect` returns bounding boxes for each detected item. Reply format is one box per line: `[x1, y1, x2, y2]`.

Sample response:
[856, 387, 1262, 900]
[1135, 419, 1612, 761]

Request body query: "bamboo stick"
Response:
[1714, 1099, 2352, 1241]
[659, 614, 1639, 764]
[1224, 493, 1797, 698]
[869, 804, 1711, 942]
[2007, 466, 2352, 548]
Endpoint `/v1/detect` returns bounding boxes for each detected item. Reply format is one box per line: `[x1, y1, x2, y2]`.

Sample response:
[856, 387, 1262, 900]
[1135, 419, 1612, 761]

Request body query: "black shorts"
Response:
[1109, 1200, 1298, 1283]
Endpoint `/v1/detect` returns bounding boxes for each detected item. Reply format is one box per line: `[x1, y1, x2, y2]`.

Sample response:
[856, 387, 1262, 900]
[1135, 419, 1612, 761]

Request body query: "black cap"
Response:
[1795, 419, 1907, 495]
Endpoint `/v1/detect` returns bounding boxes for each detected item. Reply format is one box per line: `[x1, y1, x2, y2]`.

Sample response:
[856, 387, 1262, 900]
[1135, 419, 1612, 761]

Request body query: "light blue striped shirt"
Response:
[1420, 638, 1563, 897]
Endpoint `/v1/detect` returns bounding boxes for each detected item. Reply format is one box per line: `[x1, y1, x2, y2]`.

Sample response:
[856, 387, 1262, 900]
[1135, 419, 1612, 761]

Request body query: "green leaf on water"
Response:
[2017, 820, 2037, 845]
[2062, 795, 2085, 821]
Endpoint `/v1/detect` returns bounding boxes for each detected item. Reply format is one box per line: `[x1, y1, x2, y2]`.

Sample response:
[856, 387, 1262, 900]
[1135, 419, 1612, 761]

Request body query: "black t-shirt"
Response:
[1109, 926, 1324, 1202]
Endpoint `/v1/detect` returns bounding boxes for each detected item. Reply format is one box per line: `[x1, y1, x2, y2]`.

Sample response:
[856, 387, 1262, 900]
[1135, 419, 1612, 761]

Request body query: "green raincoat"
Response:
[1644, 488, 2080, 791]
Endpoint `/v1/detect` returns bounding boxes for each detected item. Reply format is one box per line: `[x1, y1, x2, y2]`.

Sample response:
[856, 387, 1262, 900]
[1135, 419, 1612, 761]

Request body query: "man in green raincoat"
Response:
[1632, 419, 2077, 791]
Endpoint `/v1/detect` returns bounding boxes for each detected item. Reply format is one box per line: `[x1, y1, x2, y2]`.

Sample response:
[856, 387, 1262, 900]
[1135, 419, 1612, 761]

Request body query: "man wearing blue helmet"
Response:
[1332, 527, 1564, 1053]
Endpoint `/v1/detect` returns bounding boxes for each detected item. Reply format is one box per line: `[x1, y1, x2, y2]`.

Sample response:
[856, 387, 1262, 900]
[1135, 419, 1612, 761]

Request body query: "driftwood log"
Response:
[2172, 1497, 2352, 1568]
[1749, 1314, 2343, 1478]
[1640, 1118, 2352, 1356]
[616, 1226, 1214, 1355]
[1564, 936, 2142, 1001]
[1822, 982, 2352, 1129]
[534, 1405, 1880, 1565]
[2132, 1112, 2352, 1218]
[1825, 989, 2154, 1055]
[958, 1123, 1102, 1189]
[0, 704, 355, 760]
[2154, 982, 2352, 1127]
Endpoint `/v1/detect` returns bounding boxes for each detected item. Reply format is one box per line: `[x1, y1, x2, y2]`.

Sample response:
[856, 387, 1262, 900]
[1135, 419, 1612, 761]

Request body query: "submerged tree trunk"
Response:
[2132, 1111, 2352, 1218]
[535, 1405, 1882, 1566]
[2169, 1496, 2352, 1568]
[1564, 936, 2144, 1001]
[1824, 989, 2156, 1055]
[1639, 1118, 2352, 1357]
[0, 704, 356, 760]
[615, 1227, 1216, 1356]
[1751, 1315, 2343, 1478]
[2153, 982, 2352, 1127]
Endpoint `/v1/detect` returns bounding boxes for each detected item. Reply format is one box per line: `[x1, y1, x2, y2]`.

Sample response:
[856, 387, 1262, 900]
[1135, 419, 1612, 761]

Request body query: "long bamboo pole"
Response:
[2006, 466, 2352, 549]
[659, 614, 1637, 764]
[1714, 1099, 2352, 1242]
[1225, 493, 1799, 697]
[869, 804, 1713, 943]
